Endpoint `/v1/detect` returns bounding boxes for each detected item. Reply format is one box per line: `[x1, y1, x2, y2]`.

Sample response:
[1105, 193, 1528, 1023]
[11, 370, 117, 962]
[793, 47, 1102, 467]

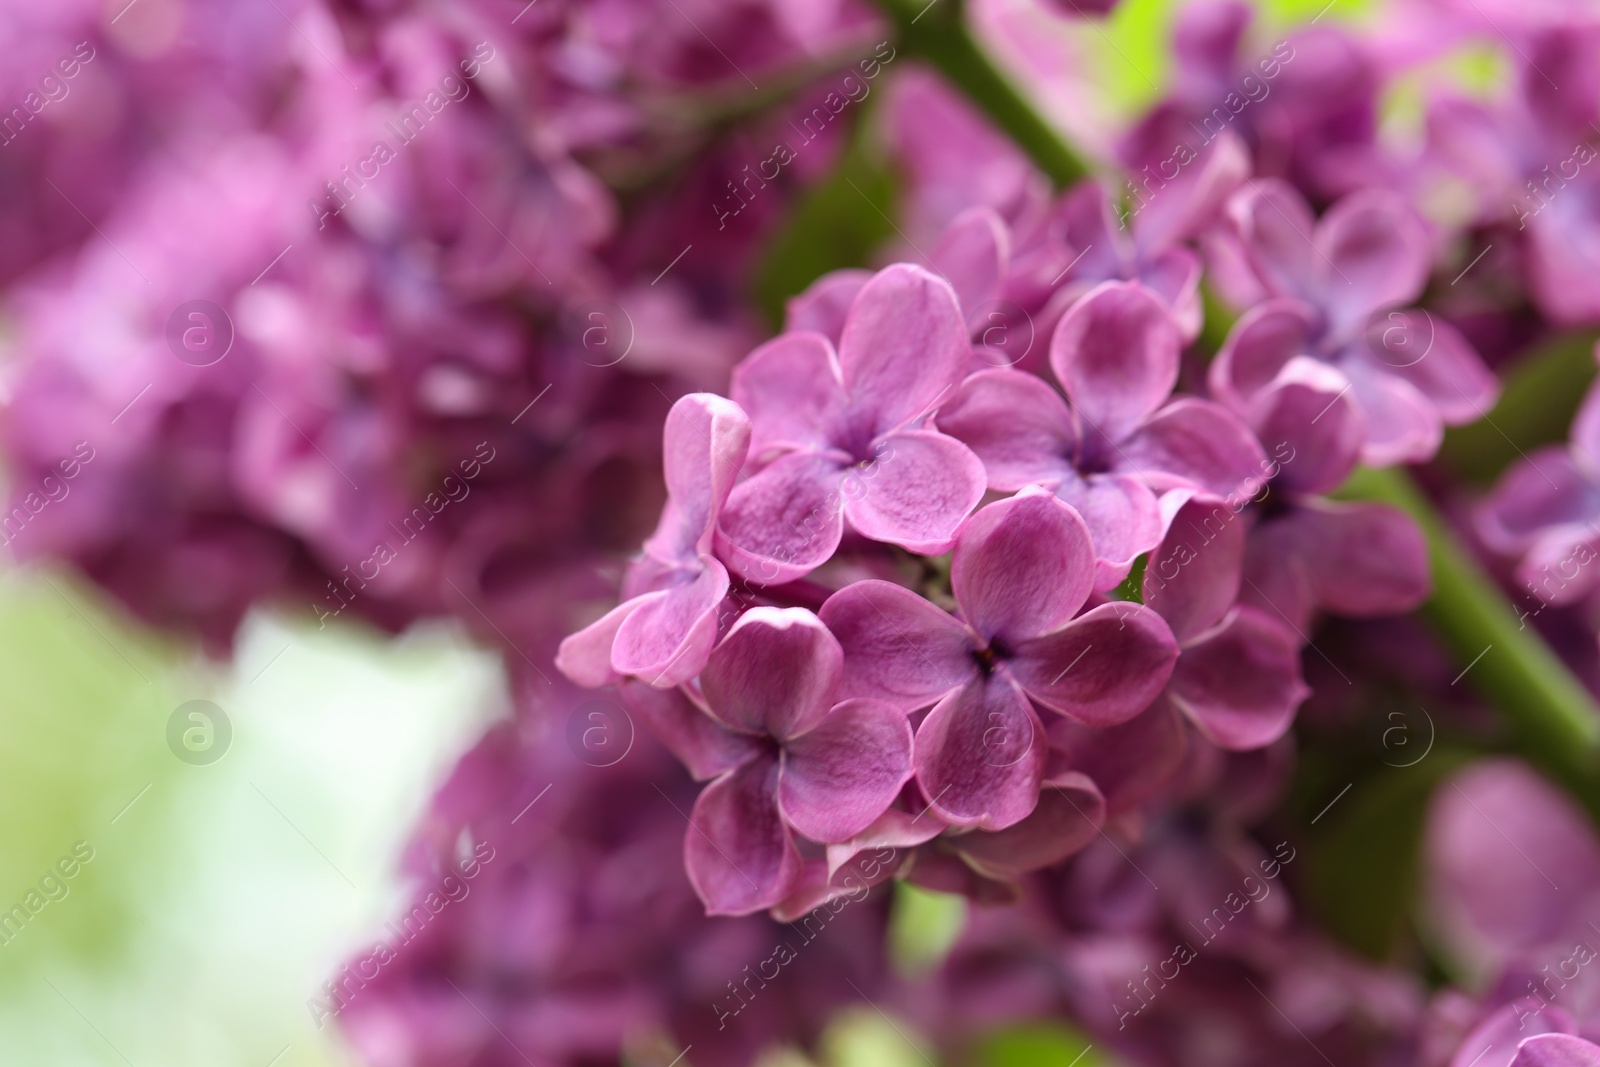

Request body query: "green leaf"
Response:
[889, 881, 968, 976]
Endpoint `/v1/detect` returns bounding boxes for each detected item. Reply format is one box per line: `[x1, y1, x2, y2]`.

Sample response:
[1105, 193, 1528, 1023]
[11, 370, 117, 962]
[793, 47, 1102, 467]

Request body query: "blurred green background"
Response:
[0, 0, 1427, 1063]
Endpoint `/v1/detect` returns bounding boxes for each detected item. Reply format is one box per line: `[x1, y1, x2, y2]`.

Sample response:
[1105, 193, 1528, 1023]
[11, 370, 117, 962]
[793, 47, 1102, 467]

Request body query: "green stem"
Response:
[868, 0, 1090, 188]
[870, 0, 1600, 795]
[1339, 468, 1600, 785]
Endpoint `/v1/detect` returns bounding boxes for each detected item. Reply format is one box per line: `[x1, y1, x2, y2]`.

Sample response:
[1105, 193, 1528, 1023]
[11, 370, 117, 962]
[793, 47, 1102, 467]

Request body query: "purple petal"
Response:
[1119, 397, 1268, 498]
[1516, 528, 1600, 608]
[932, 206, 1010, 317]
[780, 698, 914, 843]
[612, 561, 729, 687]
[1142, 494, 1246, 644]
[819, 579, 978, 711]
[1057, 473, 1164, 592]
[1169, 606, 1308, 750]
[1477, 447, 1600, 553]
[1427, 759, 1600, 977]
[951, 488, 1095, 641]
[685, 757, 801, 916]
[1380, 316, 1499, 426]
[729, 332, 843, 457]
[1132, 130, 1250, 255]
[837, 264, 970, 434]
[700, 607, 842, 739]
[1210, 297, 1319, 409]
[825, 804, 948, 881]
[934, 369, 1079, 490]
[1242, 518, 1316, 635]
[952, 770, 1105, 879]
[1050, 698, 1187, 815]
[657, 394, 752, 557]
[1248, 357, 1363, 497]
[1135, 247, 1204, 341]
[620, 681, 760, 781]
[914, 676, 1046, 830]
[1447, 1002, 1577, 1067]
[554, 600, 636, 688]
[844, 429, 986, 554]
[784, 269, 871, 344]
[1315, 190, 1431, 338]
[1229, 179, 1318, 302]
[1572, 375, 1600, 478]
[1286, 500, 1431, 618]
[715, 450, 846, 585]
[1050, 281, 1181, 442]
[1010, 601, 1179, 725]
[1341, 359, 1443, 466]
[1512, 1034, 1600, 1067]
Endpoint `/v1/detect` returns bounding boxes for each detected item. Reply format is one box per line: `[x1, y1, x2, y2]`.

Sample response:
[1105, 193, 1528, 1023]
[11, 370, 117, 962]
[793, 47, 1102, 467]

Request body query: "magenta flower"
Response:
[715, 264, 987, 583]
[938, 280, 1266, 590]
[666, 607, 913, 916]
[555, 393, 750, 689]
[1512, 1035, 1600, 1067]
[1213, 181, 1498, 465]
[820, 488, 1178, 830]
[1477, 373, 1600, 609]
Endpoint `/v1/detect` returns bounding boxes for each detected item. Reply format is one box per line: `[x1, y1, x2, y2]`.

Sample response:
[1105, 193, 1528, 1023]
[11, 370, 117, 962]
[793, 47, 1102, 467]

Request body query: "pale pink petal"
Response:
[780, 699, 915, 843]
[620, 681, 761, 781]
[659, 394, 752, 556]
[1169, 606, 1308, 750]
[934, 369, 1079, 490]
[1511, 1034, 1600, 1067]
[729, 332, 842, 457]
[785, 269, 871, 343]
[1141, 495, 1246, 644]
[612, 561, 730, 687]
[1056, 473, 1164, 592]
[1210, 297, 1320, 409]
[819, 579, 978, 710]
[1050, 281, 1181, 442]
[950, 488, 1095, 640]
[837, 264, 970, 433]
[716, 450, 846, 584]
[952, 770, 1104, 879]
[1010, 601, 1178, 726]
[685, 757, 802, 916]
[1515, 528, 1600, 608]
[844, 429, 985, 554]
[554, 599, 638, 688]
[1315, 189, 1431, 338]
[1119, 397, 1268, 498]
[932, 206, 1010, 316]
[914, 676, 1046, 830]
[700, 607, 842, 739]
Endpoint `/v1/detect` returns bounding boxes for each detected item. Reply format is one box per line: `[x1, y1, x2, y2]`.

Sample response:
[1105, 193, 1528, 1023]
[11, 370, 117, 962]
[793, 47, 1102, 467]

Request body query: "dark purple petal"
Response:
[1057, 473, 1164, 592]
[785, 269, 871, 344]
[1210, 297, 1320, 409]
[716, 450, 846, 585]
[1315, 190, 1431, 338]
[612, 561, 729, 687]
[620, 681, 761, 781]
[1119, 397, 1268, 498]
[1050, 698, 1187, 815]
[837, 264, 970, 434]
[819, 579, 978, 711]
[1050, 281, 1181, 442]
[780, 699, 914, 843]
[685, 757, 801, 916]
[932, 206, 1010, 317]
[1511, 1034, 1600, 1067]
[1169, 606, 1308, 750]
[1010, 601, 1179, 725]
[915, 675, 1046, 830]
[844, 429, 985, 554]
[1248, 357, 1364, 497]
[951, 488, 1095, 641]
[700, 607, 842, 739]
[729, 332, 843, 458]
[935, 369, 1079, 491]
[1285, 500, 1431, 618]
[1142, 495, 1246, 644]
[952, 770, 1105, 879]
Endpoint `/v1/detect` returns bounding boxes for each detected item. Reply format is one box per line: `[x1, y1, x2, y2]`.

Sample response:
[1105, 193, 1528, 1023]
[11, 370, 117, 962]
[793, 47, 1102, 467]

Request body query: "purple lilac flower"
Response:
[938, 280, 1266, 590]
[821, 488, 1178, 830]
[1213, 180, 1499, 466]
[715, 263, 986, 583]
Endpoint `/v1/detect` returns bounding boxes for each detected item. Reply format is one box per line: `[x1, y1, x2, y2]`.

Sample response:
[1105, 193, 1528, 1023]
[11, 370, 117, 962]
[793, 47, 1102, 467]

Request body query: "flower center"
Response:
[972, 638, 1010, 674]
